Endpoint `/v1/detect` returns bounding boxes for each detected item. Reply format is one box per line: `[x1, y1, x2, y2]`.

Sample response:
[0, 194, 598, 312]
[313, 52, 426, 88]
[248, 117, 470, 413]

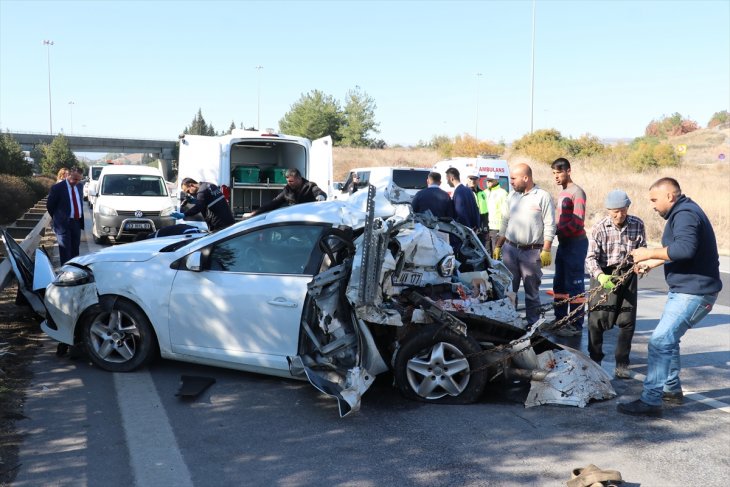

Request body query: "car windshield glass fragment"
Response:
[91, 167, 105, 179]
[101, 175, 167, 196]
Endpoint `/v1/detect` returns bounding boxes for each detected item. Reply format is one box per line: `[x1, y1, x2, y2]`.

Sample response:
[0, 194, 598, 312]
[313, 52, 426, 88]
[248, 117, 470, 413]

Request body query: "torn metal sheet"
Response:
[437, 297, 524, 329]
[300, 364, 374, 417]
[524, 349, 617, 408]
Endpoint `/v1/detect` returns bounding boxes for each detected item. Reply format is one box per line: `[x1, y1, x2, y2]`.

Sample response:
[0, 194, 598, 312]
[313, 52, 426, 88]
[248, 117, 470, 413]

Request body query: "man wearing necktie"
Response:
[47, 166, 85, 264]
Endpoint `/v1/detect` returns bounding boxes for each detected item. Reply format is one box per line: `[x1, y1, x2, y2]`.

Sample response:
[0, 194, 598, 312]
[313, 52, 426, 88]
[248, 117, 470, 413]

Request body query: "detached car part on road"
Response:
[2, 189, 615, 417]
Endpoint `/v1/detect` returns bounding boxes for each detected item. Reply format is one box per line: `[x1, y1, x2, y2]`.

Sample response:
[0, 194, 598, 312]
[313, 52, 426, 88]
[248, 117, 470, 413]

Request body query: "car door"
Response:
[309, 136, 333, 196]
[167, 222, 329, 373]
[1, 229, 55, 316]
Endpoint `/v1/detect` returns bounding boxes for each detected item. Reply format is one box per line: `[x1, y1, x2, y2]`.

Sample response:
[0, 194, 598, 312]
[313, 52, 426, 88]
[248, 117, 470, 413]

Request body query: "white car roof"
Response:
[100, 165, 163, 176]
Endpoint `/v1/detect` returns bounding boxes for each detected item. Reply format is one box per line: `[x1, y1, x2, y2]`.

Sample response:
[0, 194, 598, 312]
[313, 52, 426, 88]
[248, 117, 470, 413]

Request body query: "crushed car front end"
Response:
[294, 187, 615, 415]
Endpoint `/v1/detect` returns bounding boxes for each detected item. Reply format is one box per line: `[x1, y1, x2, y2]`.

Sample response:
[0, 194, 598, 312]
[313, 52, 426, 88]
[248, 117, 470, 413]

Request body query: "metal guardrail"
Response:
[0, 205, 51, 291]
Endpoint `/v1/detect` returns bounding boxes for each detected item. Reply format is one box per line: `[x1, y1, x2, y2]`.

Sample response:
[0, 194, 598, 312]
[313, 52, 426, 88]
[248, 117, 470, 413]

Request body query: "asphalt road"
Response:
[11, 209, 730, 486]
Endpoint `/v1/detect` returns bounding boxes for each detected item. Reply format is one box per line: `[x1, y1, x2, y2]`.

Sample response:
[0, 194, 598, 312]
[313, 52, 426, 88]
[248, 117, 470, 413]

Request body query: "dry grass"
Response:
[333, 128, 730, 253]
[527, 157, 730, 252]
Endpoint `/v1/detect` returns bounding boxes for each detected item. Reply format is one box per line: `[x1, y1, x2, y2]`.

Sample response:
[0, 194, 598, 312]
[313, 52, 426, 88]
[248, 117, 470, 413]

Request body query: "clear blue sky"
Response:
[1, 0, 728, 146]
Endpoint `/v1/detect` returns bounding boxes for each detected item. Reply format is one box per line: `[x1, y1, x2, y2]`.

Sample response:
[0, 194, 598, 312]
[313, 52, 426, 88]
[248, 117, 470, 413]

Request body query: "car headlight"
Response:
[53, 265, 94, 286]
[97, 204, 117, 216]
[437, 255, 456, 277]
[160, 206, 175, 217]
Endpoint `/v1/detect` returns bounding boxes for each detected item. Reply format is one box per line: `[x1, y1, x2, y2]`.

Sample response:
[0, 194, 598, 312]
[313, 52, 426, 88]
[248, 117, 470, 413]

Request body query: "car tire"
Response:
[82, 298, 156, 372]
[394, 324, 487, 404]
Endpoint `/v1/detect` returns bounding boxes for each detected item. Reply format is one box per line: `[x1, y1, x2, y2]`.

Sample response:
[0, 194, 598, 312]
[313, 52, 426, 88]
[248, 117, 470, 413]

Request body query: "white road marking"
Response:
[628, 371, 730, 414]
[114, 371, 194, 487]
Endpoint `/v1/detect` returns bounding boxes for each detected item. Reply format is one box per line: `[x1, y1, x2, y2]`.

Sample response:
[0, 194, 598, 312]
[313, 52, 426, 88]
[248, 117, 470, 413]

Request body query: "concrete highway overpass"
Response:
[9, 132, 177, 160]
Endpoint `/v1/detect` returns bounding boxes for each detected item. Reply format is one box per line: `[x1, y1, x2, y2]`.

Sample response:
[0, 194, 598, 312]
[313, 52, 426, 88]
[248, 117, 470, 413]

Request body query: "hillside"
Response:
[332, 129, 730, 252]
[668, 126, 729, 165]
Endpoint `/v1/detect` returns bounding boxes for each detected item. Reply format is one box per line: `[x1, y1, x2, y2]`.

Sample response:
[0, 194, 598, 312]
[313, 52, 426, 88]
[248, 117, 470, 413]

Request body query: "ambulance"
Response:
[432, 156, 510, 196]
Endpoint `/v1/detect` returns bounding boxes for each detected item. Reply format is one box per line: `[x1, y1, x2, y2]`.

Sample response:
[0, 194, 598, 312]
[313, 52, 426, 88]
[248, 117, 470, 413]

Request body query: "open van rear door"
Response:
[1, 229, 54, 316]
[309, 136, 333, 197]
[177, 135, 223, 188]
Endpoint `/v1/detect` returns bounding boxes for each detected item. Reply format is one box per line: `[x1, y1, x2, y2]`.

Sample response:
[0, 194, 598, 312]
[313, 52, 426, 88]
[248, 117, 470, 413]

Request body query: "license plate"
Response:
[124, 222, 151, 231]
[391, 271, 423, 286]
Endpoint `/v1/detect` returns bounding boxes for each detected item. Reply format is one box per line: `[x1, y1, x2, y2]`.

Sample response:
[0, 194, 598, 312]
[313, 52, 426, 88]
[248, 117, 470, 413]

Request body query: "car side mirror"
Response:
[89, 188, 97, 197]
[333, 182, 344, 191]
[186, 251, 202, 271]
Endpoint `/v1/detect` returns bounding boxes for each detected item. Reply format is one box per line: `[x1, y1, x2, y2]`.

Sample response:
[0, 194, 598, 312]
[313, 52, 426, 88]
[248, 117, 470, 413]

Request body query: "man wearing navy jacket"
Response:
[618, 177, 722, 417]
[411, 172, 454, 219]
[47, 166, 85, 264]
[445, 167, 480, 230]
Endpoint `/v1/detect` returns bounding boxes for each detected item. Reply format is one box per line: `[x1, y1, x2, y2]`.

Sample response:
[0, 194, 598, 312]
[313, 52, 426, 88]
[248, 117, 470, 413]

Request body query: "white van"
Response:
[84, 163, 110, 207]
[90, 165, 177, 244]
[332, 166, 431, 204]
[432, 156, 510, 195]
[177, 129, 332, 219]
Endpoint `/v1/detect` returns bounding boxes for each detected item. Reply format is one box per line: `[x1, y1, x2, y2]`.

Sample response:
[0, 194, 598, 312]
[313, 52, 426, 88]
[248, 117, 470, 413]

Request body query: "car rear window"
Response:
[91, 167, 105, 179]
[392, 170, 430, 190]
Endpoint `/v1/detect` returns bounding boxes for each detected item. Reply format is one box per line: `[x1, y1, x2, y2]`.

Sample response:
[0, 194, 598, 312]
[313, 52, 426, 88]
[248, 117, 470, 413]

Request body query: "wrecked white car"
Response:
[2, 188, 614, 417]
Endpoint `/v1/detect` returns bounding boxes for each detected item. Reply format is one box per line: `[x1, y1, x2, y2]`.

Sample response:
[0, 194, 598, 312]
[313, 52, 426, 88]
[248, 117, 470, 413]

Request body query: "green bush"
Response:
[23, 175, 55, 200]
[645, 113, 699, 137]
[708, 110, 729, 128]
[627, 140, 679, 171]
[512, 129, 605, 164]
[563, 134, 606, 157]
[0, 174, 36, 224]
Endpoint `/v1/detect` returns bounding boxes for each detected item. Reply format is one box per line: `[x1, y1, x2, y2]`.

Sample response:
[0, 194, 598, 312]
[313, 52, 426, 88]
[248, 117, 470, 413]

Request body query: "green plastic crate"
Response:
[260, 168, 287, 184]
[233, 166, 260, 183]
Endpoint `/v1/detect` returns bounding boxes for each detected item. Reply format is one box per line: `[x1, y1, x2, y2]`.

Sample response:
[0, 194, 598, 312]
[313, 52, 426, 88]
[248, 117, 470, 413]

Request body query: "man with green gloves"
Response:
[493, 163, 555, 325]
[585, 190, 646, 378]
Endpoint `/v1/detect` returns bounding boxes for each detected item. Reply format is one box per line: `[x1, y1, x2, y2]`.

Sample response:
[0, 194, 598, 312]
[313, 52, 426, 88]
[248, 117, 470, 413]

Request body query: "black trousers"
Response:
[587, 267, 637, 366]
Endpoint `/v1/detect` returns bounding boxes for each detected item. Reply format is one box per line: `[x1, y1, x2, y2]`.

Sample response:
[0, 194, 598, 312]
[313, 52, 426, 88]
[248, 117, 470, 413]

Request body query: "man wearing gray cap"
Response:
[585, 190, 646, 379]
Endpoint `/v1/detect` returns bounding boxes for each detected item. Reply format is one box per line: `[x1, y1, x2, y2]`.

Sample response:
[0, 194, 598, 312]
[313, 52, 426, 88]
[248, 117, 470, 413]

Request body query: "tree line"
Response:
[185, 86, 383, 148]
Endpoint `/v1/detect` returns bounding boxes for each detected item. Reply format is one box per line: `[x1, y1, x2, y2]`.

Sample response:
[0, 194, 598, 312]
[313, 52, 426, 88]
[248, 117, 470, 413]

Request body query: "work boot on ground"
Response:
[617, 399, 662, 417]
[663, 390, 684, 404]
[614, 364, 631, 379]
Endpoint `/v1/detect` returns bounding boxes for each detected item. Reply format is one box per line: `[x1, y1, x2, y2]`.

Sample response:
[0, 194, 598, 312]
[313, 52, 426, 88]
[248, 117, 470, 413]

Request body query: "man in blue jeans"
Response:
[618, 177, 722, 417]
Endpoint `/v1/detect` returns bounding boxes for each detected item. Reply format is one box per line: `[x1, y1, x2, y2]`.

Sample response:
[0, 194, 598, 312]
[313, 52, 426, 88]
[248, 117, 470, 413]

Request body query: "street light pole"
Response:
[475, 72, 483, 140]
[255, 65, 263, 130]
[43, 40, 54, 134]
[530, 0, 536, 134]
[68, 101, 75, 134]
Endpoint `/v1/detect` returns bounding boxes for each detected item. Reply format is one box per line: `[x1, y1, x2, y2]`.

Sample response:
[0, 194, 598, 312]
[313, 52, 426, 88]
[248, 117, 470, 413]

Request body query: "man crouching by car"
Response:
[171, 178, 235, 231]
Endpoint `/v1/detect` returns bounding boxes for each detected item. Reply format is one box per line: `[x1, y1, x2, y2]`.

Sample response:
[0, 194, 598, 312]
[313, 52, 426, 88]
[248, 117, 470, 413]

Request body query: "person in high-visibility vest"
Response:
[467, 175, 489, 246]
[485, 172, 508, 255]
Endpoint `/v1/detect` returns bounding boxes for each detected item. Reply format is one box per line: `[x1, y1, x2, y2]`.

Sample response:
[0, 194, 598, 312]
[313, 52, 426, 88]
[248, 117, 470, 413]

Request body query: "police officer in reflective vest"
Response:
[172, 178, 235, 231]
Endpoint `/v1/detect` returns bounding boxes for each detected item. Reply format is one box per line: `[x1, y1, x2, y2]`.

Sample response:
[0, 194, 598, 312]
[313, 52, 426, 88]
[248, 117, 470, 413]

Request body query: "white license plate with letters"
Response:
[124, 222, 151, 231]
[391, 271, 423, 286]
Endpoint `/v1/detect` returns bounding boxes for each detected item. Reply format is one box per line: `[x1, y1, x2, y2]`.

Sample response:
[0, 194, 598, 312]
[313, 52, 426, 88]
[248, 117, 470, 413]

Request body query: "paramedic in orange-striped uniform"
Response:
[550, 158, 589, 337]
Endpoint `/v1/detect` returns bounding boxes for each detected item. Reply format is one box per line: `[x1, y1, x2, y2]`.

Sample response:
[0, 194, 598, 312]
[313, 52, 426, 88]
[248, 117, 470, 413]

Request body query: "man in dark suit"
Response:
[445, 167, 480, 230]
[411, 172, 454, 219]
[47, 166, 85, 264]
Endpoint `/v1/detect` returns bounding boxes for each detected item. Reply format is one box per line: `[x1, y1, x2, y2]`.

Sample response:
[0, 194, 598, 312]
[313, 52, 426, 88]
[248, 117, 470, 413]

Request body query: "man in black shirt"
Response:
[251, 168, 326, 216]
[172, 178, 235, 231]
